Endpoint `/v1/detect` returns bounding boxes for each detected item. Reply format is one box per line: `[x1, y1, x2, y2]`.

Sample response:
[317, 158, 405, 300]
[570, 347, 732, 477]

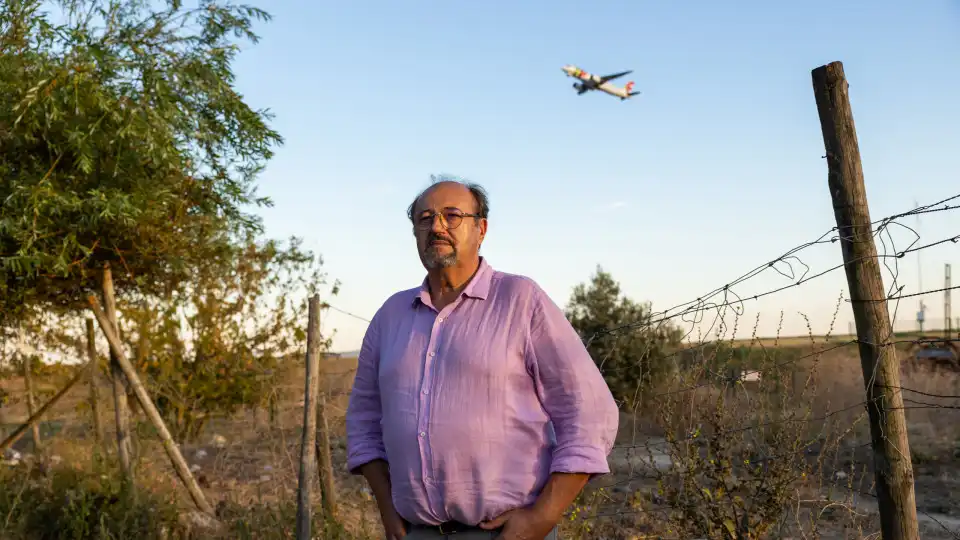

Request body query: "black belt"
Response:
[408, 520, 496, 535]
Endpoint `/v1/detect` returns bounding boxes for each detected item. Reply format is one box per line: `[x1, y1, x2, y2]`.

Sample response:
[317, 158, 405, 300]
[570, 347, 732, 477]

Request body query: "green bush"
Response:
[120, 236, 334, 443]
[565, 266, 684, 409]
[0, 464, 372, 540]
[0, 465, 180, 540]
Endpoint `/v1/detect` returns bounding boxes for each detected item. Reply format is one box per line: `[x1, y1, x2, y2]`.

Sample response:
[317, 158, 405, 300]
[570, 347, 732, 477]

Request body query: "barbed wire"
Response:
[323, 304, 371, 323]
[310, 192, 960, 539]
[575, 191, 960, 411]
[561, 192, 960, 537]
[175, 189, 960, 537]
[315, 192, 959, 408]
[585, 192, 960, 344]
[6, 190, 958, 537]
[318, 193, 959, 358]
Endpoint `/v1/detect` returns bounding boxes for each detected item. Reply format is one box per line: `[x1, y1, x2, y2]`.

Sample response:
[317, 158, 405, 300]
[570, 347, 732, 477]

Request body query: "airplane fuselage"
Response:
[582, 80, 630, 98]
[562, 65, 637, 100]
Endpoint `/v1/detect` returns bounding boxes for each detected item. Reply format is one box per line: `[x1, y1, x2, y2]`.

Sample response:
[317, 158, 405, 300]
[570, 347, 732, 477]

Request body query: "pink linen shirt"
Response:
[345, 258, 619, 526]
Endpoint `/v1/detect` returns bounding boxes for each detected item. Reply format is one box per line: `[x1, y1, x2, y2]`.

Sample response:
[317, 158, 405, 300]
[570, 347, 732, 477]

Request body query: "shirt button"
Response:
[419, 432, 425, 437]
[422, 389, 429, 394]
[437, 317, 444, 323]
[429, 352, 435, 357]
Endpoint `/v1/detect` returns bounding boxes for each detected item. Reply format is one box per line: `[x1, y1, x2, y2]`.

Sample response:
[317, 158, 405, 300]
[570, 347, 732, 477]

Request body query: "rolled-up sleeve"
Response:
[345, 310, 387, 474]
[525, 287, 619, 476]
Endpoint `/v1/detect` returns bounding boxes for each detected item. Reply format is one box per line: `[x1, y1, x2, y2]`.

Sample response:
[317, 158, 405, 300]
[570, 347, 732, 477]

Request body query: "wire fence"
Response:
[311, 191, 960, 537]
[556, 191, 960, 538]
[0, 190, 957, 538]
[311, 192, 960, 538]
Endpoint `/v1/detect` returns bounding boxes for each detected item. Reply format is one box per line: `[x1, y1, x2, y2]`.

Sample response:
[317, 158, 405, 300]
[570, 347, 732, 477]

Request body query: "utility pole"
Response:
[909, 201, 931, 334]
[914, 201, 926, 334]
[812, 61, 919, 540]
[946, 264, 952, 337]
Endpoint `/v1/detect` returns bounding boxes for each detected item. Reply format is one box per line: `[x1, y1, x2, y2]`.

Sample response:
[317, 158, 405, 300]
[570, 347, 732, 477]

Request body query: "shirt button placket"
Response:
[419, 311, 447, 518]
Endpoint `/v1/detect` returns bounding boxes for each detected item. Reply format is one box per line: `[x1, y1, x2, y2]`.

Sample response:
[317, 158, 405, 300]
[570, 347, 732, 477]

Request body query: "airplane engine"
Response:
[572, 82, 583, 91]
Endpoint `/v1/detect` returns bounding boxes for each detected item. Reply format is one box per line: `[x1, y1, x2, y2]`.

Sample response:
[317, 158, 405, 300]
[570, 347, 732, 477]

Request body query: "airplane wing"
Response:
[598, 70, 632, 84]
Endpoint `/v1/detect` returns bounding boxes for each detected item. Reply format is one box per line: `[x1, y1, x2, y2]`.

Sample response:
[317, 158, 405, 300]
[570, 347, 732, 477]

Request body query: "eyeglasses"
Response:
[415, 209, 482, 231]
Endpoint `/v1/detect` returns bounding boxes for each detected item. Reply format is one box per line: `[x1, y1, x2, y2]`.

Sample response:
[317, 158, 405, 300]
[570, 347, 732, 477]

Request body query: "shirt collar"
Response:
[414, 257, 493, 307]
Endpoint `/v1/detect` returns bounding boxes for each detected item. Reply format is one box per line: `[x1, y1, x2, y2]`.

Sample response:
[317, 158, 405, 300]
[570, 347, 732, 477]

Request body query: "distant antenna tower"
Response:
[916, 200, 926, 333]
[946, 264, 953, 337]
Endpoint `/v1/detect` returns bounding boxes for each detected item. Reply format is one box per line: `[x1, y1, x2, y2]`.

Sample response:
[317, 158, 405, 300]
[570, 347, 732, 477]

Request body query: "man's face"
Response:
[412, 182, 487, 271]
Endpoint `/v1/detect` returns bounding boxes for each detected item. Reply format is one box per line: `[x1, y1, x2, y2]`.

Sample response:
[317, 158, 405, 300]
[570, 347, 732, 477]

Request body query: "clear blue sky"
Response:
[228, 0, 960, 352]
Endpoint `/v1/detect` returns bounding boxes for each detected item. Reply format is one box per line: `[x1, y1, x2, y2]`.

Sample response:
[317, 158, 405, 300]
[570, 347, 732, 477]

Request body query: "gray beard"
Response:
[423, 245, 458, 269]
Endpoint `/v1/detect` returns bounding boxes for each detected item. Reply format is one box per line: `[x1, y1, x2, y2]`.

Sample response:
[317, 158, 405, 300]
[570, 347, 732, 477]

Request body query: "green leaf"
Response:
[723, 519, 737, 539]
[1, 0, 283, 320]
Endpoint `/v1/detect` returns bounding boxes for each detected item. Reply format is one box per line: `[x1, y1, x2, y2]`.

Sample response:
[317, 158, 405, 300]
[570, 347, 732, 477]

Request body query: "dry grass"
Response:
[0, 357, 380, 539]
[1, 343, 959, 539]
[561, 330, 960, 539]
[805, 344, 960, 456]
[721, 330, 949, 348]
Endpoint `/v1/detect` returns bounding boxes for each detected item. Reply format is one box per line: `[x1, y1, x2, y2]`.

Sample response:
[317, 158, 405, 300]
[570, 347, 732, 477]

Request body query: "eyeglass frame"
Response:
[414, 208, 484, 231]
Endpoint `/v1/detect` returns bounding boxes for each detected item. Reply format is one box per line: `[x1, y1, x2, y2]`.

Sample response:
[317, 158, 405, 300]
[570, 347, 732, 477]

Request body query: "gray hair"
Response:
[406, 174, 490, 224]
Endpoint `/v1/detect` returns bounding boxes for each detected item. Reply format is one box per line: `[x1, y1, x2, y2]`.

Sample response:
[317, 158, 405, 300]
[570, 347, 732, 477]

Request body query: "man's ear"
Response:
[478, 218, 488, 244]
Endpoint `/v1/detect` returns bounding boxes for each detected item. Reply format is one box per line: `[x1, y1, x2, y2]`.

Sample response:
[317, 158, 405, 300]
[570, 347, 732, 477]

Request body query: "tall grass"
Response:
[0, 357, 377, 540]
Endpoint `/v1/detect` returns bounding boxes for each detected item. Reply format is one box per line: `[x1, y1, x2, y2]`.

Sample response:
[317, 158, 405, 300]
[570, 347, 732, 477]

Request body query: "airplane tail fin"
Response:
[625, 81, 635, 93]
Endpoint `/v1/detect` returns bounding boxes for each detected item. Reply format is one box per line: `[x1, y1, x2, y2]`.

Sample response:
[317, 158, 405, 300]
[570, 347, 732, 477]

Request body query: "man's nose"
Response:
[429, 214, 447, 233]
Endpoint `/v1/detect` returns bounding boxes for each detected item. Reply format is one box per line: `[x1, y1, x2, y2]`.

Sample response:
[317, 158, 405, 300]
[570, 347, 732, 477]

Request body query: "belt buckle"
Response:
[437, 522, 456, 535]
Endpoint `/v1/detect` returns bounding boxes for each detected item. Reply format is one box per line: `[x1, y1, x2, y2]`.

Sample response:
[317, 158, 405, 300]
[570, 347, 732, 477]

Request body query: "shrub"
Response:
[120, 236, 336, 443]
[565, 266, 684, 409]
[0, 464, 180, 540]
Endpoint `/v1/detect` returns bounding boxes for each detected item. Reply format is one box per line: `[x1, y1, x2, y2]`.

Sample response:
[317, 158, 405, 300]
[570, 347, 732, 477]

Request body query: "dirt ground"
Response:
[2, 350, 959, 539]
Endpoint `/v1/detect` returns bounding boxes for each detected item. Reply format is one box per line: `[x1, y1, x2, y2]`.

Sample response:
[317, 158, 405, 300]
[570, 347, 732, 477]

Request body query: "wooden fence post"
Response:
[316, 392, 338, 519]
[102, 265, 133, 481]
[87, 295, 215, 516]
[86, 318, 106, 447]
[812, 60, 919, 540]
[22, 353, 43, 453]
[296, 295, 323, 539]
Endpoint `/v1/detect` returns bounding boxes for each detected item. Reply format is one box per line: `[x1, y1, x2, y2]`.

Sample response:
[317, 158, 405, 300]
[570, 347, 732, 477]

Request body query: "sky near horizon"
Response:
[228, 0, 960, 352]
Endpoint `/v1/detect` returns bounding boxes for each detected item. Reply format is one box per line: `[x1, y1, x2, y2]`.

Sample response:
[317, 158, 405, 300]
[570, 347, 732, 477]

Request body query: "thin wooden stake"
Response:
[22, 354, 43, 452]
[1, 370, 85, 453]
[296, 295, 323, 539]
[812, 60, 919, 540]
[316, 392, 338, 519]
[86, 318, 106, 447]
[87, 295, 215, 516]
[102, 265, 133, 480]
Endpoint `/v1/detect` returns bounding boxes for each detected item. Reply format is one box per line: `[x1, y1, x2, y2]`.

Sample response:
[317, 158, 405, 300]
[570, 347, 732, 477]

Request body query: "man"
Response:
[346, 178, 619, 539]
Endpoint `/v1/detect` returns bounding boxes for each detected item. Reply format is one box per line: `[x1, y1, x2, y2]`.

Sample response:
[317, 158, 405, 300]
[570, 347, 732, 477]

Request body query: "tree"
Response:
[118, 236, 337, 443]
[565, 266, 684, 409]
[0, 0, 280, 323]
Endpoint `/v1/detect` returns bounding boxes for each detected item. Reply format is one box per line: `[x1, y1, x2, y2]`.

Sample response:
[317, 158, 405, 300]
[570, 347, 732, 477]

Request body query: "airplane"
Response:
[561, 64, 641, 101]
